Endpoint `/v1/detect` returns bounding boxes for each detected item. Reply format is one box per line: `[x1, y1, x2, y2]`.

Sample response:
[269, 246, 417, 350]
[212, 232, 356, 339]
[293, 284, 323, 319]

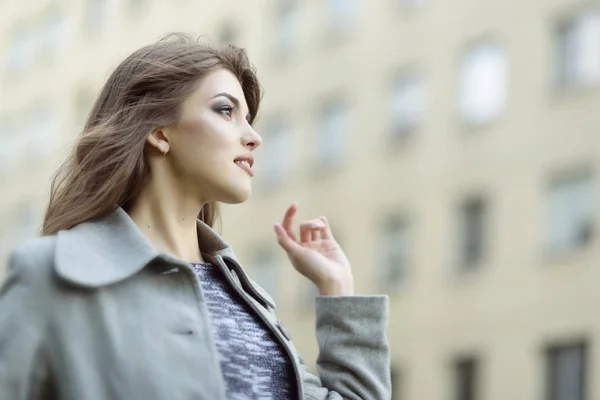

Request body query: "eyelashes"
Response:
[213, 104, 251, 124]
[214, 105, 234, 118]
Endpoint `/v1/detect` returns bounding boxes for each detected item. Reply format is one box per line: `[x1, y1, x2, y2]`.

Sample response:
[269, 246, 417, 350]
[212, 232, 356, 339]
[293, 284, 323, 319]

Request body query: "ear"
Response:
[146, 127, 170, 155]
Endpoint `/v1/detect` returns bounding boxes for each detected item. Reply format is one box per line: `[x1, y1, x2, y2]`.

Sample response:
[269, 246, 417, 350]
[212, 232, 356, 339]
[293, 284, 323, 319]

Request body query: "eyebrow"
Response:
[212, 92, 251, 122]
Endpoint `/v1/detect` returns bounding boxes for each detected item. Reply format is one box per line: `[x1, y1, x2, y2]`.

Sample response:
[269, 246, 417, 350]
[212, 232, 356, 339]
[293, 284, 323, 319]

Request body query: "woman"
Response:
[0, 33, 390, 400]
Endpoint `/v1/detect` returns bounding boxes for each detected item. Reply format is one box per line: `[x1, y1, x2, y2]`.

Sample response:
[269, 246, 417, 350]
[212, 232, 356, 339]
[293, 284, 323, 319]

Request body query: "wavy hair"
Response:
[42, 33, 262, 235]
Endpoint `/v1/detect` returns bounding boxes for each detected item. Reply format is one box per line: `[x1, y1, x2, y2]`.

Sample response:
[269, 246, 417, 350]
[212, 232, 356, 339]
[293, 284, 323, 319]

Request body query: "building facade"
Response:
[2, 0, 600, 399]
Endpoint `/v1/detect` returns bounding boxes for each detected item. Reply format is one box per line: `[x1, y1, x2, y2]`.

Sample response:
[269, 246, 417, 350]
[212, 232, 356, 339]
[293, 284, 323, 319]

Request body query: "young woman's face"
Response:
[164, 68, 262, 205]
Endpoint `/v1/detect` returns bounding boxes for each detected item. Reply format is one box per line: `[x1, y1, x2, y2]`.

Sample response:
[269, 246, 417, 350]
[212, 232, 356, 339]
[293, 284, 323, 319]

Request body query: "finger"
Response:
[274, 224, 301, 253]
[318, 216, 332, 240]
[300, 222, 312, 243]
[301, 219, 326, 242]
[311, 229, 318, 241]
[316, 225, 329, 241]
[281, 202, 299, 242]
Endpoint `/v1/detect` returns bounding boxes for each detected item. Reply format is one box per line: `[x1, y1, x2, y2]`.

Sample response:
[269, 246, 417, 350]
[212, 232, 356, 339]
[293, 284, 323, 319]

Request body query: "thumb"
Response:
[274, 224, 301, 254]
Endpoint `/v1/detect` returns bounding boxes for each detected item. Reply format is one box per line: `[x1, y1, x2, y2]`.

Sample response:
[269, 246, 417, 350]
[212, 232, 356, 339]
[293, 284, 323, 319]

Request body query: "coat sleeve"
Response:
[300, 295, 391, 400]
[0, 247, 52, 399]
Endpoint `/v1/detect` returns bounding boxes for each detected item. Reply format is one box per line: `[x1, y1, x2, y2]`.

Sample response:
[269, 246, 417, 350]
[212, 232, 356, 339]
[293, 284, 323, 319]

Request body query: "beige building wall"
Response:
[2, 0, 600, 399]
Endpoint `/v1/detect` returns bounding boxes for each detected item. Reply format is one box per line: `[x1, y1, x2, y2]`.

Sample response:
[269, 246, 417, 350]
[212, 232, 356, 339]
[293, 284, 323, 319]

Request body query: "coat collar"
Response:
[55, 207, 238, 288]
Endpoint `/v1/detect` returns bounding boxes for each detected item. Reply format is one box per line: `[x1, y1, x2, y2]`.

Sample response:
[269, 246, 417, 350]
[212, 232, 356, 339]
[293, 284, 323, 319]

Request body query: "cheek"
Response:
[184, 114, 232, 151]
[175, 117, 236, 173]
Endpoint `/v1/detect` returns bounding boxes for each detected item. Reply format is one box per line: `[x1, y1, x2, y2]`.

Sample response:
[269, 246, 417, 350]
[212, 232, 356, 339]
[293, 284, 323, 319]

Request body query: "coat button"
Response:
[276, 321, 292, 341]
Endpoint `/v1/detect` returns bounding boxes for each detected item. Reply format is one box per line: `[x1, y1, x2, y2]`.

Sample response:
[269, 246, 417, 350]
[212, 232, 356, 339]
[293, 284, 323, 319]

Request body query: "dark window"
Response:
[555, 9, 600, 89]
[256, 117, 291, 188]
[380, 215, 411, 291]
[460, 197, 487, 269]
[391, 364, 402, 400]
[273, 0, 298, 59]
[546, 170, 594, 255]
[391, 71, 425, 141]
[453, 357, 478, 400]
[546, 342, 587, 400]
[217, 23, 239, 46]
[250, 247, 278, 302]
[316, 98, 348, 170]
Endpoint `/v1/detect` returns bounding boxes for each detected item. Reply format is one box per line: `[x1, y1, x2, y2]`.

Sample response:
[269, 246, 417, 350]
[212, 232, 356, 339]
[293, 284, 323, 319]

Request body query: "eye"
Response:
[215, 105, 234, 118]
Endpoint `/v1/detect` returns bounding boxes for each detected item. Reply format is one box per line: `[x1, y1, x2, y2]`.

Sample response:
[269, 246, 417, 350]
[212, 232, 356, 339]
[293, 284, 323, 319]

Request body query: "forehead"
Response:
[191, 68, 247, 107]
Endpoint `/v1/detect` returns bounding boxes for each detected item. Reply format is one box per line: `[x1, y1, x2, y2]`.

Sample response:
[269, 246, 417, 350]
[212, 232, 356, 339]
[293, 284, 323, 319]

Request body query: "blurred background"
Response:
[1, 0, 600, 399]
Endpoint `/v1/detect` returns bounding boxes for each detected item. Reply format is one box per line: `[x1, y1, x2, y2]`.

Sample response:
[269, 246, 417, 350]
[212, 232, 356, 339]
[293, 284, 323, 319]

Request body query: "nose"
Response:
[242, 126, 262, 150]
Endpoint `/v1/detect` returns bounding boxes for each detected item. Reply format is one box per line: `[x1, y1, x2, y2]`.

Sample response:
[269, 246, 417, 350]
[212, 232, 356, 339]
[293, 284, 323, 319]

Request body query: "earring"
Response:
[163, 148, 168, 155]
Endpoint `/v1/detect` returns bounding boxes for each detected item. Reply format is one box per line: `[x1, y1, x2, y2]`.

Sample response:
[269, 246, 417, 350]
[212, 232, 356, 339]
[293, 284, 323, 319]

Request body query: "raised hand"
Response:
[273, 202, 354, 296]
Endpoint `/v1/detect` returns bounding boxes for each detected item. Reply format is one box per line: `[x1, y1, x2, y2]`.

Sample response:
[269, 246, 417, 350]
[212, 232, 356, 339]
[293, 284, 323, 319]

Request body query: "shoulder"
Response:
[4, 235, 58, 286]
[0, 236, 58, 337]
[9, 235, 57, 269]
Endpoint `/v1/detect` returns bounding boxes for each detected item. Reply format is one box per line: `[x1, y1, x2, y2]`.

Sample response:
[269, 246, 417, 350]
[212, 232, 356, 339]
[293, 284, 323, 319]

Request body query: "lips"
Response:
[234, 155, 254, 177]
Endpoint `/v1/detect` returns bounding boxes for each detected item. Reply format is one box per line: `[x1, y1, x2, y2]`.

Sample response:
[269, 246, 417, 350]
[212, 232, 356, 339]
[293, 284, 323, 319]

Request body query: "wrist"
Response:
[317, 275, 355, 296]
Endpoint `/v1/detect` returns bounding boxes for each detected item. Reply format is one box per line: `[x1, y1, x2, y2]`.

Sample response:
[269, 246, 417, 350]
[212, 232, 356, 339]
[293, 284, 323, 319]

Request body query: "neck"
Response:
[127, 180, 205, 264]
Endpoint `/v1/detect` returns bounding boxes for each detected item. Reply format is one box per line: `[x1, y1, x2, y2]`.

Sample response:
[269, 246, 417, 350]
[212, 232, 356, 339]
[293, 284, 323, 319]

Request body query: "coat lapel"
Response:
[55, 207, 226, 287]
[53, 206, 276, 308]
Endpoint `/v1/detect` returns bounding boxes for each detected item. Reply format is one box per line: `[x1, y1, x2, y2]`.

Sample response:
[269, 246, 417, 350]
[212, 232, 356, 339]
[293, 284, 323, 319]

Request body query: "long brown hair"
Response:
[42, 33, 262, 235]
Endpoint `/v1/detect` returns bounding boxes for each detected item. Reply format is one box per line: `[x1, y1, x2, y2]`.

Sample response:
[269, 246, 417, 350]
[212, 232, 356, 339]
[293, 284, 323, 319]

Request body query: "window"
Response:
[128, 0, 149, 17]
[257, 117, 292, 187]
[380, 215, 411, 291]
[250, 247, 279, 302]
[9, 25, 36, 72]
[299, 280, 319, 311]
[0, 118, 22, 171]
[328, 222, 343, 248]
[399, 0, 426, 9]
[459, 42, 508, 126]
[459, 196, 487, 270]
[546, 342, 587, 400]
[316, 99, 348, 169]
[546, 170, 594, 255]
[556, 8, 600, 88]
[273, 0, 299, 58]
[85, 0, 107, 35]
[328, 0, 359, 32]
[41, 8, 68, 58]
[453, 357, 479, 400]
[391, 71, 426, 139]
[391, 364, 402, 400]
[74, 87, 96, 128]
[16, 202, 39, 239]
[28, 105, 61, 156]
[0, 221, 12, 264]
[217, 23, 239, 46]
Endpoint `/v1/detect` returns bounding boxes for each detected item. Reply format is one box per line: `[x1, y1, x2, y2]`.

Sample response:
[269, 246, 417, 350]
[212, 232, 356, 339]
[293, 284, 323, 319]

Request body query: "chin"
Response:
[218, 185, 253, 204]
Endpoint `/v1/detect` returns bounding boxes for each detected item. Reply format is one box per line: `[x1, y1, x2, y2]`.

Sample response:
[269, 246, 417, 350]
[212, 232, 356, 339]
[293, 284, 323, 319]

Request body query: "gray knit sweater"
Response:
[192, 263, 294, 400]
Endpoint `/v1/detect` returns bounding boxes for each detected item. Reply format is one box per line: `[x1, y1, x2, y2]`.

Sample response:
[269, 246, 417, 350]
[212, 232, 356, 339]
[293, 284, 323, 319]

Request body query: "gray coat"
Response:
[0, 207, 391, 400]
